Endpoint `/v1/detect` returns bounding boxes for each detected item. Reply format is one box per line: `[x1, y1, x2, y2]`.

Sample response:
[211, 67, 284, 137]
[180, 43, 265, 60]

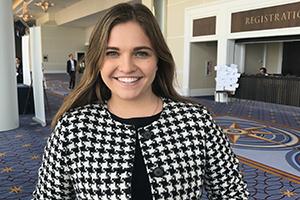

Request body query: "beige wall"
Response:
[39, 0, 220, 77]
[41, 26, 86, 73]
[244, 43, 282, 75]
[245, 44, 264, 75]
[55, 0, 129, 26]
[85, 25, 95, 45]
[189, 42, 217, 89]
[166, 0, 218, 88]
[266, 43, 282, 74]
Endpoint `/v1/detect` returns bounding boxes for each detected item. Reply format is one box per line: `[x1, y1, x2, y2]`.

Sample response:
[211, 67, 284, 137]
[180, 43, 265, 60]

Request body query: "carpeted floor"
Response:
[0, 74, 299, 199]
[195, 97, 300, 199]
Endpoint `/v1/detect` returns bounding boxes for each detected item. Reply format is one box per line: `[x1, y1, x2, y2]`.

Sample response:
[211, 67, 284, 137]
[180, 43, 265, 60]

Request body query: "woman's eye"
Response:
[106, 51, 119, 57]
[135, 51, 150, 58]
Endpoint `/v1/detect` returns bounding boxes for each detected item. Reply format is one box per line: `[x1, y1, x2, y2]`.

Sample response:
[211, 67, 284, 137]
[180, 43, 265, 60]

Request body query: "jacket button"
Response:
[141, 132, 152, 140]
[153, 167, 164, 177]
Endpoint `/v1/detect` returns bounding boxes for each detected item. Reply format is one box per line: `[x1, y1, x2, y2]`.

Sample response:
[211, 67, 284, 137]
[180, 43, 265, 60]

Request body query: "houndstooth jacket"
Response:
[32, 98, 249, 200]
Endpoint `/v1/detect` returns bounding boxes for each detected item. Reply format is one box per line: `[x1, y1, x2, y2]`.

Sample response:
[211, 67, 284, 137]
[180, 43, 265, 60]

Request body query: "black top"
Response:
[110, 112, 161, 200]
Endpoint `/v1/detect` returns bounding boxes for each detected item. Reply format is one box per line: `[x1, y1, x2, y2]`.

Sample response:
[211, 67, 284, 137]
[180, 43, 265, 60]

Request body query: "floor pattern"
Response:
[194, 97, 300, 131]
[195, 97, 300, 199]
[216, 116, 300, 177]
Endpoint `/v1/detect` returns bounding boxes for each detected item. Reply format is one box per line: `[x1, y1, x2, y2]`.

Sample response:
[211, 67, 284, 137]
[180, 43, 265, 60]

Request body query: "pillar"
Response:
[153, 0, 167, 36]
[0, 0, 19, 131]
[234, 43, 246, 73]
[217, 38, 235, 66]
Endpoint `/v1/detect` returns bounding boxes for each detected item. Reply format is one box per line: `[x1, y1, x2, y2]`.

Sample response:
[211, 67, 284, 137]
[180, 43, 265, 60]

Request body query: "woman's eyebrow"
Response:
[106, 47, 119, 50]
[133, 46, 154, 51]
[106, 46, 154, 51]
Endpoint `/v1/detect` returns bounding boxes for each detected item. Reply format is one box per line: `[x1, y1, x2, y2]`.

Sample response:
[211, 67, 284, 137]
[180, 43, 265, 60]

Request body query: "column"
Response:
[234, 43, 246, 73]
[217, 38, 235, 65]
[215, 39, 235, 103]
[0, 0, 19, 131]
[153, 0, 167, 36]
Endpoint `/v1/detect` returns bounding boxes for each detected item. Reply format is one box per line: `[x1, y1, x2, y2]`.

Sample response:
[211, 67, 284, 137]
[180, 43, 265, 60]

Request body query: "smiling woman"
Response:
[32, 2, 249, 200]
[102, 21, 159, 117]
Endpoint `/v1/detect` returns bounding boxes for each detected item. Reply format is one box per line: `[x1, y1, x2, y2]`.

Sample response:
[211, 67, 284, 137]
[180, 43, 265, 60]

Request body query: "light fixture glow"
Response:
[18, 0, 33, 22]
[34, 0, 54, 12]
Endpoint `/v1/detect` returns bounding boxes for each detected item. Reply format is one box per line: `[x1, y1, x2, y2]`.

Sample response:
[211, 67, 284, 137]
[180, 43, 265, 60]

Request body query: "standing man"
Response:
[66, 53, 77, 89]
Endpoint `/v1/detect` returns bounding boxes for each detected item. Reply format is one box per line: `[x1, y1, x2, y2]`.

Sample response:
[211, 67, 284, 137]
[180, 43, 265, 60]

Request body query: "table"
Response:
[17, 84, 34, 114]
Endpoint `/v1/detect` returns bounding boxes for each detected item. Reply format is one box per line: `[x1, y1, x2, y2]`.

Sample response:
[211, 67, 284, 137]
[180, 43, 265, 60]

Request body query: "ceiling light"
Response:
[19, 0, 33, 22]
[19, 13, 33, 22]
[34, 0, 54, 12]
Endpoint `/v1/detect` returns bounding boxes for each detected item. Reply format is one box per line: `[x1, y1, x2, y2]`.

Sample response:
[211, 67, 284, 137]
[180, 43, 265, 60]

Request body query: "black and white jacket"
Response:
[33, 98, 249, 199]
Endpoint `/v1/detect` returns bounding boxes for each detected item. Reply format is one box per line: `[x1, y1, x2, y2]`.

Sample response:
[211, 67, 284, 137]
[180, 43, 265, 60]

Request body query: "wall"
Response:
[166, 0, 217, 88]
[54, 0, 129, 26]
[189, 42, 217, 93]
[184, 0, 300, 96]
[41, 25, 86, 73]
[266, 42, 282, 74]
[245, 43, 264, 75]
[85, 25, 95, 45]
[244, 42, 282, 75]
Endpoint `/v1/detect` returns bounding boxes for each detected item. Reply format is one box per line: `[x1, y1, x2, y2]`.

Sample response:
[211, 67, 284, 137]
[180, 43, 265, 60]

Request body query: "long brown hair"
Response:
[51, 3, 189, 128]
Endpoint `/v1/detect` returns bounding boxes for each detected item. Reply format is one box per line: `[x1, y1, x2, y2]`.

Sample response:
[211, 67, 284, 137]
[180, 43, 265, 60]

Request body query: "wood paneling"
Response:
[231, 2, 300, 32]
[193, 16, 216, 36]
[234, 75, 300, 107]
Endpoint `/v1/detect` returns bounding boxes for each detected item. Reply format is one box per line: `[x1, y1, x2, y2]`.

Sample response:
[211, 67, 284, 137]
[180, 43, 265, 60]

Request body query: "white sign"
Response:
[30, 27, 46, 126]
[215, 64, 240, 92]
[22, 35, 31, 86]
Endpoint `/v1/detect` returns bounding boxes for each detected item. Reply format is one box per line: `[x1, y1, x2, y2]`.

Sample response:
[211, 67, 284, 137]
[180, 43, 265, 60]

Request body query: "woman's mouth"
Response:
[113, 76, 142, 84]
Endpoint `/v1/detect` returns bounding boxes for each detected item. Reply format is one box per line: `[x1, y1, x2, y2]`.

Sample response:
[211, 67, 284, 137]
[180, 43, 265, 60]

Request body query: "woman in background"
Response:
[33, 3, 249, 199]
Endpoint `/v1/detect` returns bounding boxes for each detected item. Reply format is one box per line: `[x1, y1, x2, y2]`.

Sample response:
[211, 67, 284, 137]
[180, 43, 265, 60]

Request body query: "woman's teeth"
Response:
[116, 77, 140, 83]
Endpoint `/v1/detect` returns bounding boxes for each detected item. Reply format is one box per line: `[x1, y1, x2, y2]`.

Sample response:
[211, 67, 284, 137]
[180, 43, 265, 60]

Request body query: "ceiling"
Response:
[63, 10, 106, 28]
[13, 0, 103, 28]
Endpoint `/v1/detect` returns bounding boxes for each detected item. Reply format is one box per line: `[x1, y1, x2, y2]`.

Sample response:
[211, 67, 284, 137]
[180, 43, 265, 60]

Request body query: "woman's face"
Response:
[100, 21, 158, 103]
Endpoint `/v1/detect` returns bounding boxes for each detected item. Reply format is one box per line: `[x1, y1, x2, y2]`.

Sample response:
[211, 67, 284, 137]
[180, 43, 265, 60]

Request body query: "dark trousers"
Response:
[69, 71, 76, 89]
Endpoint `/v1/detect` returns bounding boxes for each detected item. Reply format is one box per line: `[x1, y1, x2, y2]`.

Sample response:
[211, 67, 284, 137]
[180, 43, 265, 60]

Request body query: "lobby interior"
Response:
[0, 0, 299, 199]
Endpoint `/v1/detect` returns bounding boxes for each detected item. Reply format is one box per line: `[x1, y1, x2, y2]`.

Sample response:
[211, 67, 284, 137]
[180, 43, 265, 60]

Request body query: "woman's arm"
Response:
[202, 112, 249, 199]
[32, 124, 75, 199]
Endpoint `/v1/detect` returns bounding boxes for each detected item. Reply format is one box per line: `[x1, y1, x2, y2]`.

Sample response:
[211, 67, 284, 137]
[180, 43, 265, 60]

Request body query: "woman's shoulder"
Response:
[58, 103, 105, 124]
[164, 97, 208, 114]
[163, 98, 213, 127]
[68, 103, 102, 114]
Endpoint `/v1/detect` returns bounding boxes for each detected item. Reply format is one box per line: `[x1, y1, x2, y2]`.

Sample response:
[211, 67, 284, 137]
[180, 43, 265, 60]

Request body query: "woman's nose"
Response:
[118, 54, 136, 73]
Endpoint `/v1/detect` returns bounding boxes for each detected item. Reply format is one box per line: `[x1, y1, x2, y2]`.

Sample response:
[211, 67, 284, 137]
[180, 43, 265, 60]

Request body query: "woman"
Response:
[33, 3, 248, 200]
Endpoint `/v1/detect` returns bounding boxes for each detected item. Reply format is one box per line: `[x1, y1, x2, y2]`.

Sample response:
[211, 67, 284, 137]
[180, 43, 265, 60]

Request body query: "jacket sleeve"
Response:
[32, 121, 75, 199]
[202, 111, 249, 199]
[66, 61, 70, 74]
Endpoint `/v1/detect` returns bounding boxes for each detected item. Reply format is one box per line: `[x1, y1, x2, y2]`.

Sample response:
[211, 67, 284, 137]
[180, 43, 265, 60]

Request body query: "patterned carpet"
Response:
[0, 74, 299, 199]
[195, 97, 300, 199]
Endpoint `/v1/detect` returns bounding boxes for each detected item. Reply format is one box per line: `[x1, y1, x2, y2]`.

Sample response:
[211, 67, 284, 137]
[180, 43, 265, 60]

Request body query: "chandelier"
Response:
[18, 0, 33, 22]
[34, 0, 54, 12]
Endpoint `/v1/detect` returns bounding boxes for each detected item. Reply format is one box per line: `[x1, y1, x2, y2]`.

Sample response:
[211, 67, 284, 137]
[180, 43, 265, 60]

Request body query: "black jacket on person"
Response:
[67, 59, 77, 74]
[16, 63, 23, 83]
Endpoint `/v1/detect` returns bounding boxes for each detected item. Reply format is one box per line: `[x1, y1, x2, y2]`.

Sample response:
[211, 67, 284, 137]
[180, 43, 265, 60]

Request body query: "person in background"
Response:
[16, 57, 23, 83]
[66, 53, 77, 89]
[259, 66, 268, 76]
[33, 3, 249, 199]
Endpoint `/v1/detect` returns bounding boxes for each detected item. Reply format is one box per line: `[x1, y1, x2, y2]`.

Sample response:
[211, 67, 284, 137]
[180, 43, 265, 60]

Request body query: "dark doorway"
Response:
[76, 52, 85, 61]
[282, 41, 300, 76]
